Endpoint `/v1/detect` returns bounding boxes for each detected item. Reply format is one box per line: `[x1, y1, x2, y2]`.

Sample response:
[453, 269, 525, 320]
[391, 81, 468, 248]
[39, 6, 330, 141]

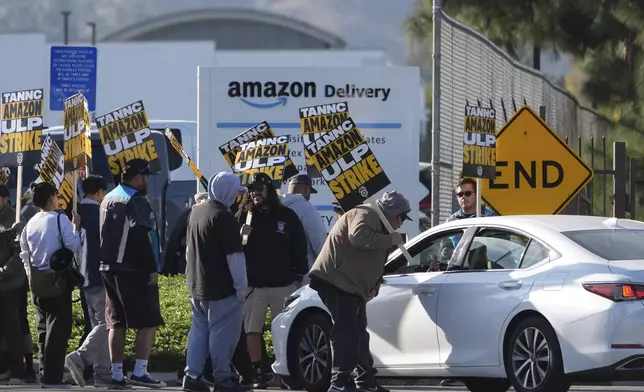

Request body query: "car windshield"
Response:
[563, 229, 644, 260]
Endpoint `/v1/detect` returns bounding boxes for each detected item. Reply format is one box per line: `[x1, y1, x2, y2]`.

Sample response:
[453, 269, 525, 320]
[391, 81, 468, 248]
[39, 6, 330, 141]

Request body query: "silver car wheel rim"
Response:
[298, 324, 329, 384]
[511, 327, 550, 390]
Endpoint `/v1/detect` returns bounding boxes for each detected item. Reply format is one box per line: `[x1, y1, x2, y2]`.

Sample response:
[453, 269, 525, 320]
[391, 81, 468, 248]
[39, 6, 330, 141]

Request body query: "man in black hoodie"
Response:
[235, 173, 308, 389]
[65, 175, 112, 388]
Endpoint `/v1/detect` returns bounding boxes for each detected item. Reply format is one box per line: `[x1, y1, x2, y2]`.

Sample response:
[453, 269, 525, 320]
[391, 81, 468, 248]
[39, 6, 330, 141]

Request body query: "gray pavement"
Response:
[3, 384, 644, 392]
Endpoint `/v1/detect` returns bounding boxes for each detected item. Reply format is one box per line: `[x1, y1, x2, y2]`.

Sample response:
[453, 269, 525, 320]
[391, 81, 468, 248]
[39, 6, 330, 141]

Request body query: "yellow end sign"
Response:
[481, 106, 594, 215]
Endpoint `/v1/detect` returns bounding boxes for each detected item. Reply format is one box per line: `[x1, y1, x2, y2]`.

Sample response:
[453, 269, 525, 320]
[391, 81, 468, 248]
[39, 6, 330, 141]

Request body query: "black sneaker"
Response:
[129, 374, 167, 389]
[218, 377, 253, 392]
[108, 378, 133, 390]
[328, 383, 359, 392]
[182, 376, 211, 392]
[356, 383, 389, 392]
[252, 372, 274, 389]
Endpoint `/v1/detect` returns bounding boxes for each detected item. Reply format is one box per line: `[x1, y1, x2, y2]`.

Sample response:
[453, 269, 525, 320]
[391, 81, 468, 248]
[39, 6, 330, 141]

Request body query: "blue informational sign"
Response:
[50, 46, 98, 111]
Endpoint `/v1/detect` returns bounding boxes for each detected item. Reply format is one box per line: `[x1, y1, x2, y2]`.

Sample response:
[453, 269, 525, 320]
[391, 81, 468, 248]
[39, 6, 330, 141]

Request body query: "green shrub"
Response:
[27, 275, 275, 372]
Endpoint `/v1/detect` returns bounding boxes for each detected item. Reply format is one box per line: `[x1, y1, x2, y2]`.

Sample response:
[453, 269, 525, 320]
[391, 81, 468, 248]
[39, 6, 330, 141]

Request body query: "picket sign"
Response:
[370, 200, 413, 264]
[15, 165, 23, 222]
[164, 127, 209, 190]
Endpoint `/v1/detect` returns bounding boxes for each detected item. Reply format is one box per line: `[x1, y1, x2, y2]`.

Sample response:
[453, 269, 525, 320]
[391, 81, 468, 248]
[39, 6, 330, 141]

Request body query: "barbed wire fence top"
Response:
[433, 9, 615, 224]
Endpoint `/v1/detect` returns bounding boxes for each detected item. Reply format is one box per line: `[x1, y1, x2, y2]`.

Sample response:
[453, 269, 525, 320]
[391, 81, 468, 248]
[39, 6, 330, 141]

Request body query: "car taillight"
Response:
[583, 283, 644, 301]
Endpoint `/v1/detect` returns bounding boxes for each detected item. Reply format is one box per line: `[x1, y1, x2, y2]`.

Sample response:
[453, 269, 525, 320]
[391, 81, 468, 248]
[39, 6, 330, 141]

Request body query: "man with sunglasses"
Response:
[446, 177, 494, 222]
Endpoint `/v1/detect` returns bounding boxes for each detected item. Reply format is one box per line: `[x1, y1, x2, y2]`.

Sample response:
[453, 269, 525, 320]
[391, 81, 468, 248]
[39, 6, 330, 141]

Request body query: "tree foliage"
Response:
[406, 0, 644, 217]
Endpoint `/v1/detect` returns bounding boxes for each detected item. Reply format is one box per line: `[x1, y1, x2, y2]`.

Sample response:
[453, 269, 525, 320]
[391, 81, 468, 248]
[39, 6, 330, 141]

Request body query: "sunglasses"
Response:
[249, 184, 267, 192]
[456, 191, 475, 198]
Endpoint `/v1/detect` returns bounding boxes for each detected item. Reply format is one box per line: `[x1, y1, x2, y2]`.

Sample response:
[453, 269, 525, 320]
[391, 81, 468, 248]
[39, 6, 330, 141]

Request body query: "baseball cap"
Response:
[288, 174, 317, 193]
[247, 172, 273, 189]
[122, 158, 153, 177]
[376, 190, 412, 221]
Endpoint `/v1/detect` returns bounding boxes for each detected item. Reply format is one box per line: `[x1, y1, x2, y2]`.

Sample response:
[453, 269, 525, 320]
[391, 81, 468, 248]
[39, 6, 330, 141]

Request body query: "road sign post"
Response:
[50, 46, 98, 112]
[481, 105, 594, 215]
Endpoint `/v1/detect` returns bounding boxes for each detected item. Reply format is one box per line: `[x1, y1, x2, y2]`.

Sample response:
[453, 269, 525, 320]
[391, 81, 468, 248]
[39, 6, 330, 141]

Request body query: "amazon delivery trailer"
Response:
[197, 66, 422, 236]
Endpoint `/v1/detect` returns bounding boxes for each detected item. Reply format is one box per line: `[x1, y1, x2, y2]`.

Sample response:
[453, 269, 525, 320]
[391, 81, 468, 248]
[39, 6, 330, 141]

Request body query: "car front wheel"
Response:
[504, 316, 571, 392]
[287, 312, 332, 392]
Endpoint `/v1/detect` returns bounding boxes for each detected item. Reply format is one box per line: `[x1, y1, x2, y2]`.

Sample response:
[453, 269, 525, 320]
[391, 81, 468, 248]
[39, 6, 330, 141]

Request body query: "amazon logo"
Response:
[228, 81, 316, 109]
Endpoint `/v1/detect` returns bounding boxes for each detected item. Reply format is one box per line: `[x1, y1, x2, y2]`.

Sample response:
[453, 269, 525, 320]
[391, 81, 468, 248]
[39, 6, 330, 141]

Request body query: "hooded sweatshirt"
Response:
[281, 194, 326, 269]
[185, 172, 247, 301]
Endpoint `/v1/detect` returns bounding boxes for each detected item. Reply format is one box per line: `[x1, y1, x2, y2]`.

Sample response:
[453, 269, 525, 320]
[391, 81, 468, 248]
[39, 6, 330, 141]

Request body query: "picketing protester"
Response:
[183, 172, 251, 392]
[19, 182, 82, 389]
[8, 184, 38, 385]
[98, 159, 166, 389]
[0, 187, 28, 385]
[309, 191, 411, 392]
[163, 192, 209, 277]
[174, 191, 215, 386]
[281, 174, 326, 281]
[235, 172, 308, 389]
[445, 177, 495, 222]
[65, 175, 112, 388]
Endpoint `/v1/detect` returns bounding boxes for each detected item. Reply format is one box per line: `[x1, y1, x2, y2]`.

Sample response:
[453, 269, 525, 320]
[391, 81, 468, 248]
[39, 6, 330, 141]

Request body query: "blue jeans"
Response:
[186, 295, 242, 382]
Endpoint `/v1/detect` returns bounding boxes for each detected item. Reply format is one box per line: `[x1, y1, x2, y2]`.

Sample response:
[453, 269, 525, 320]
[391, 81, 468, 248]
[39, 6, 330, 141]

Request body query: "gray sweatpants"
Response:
[71, 286, 111, 380]
[185, 295, 242, 382]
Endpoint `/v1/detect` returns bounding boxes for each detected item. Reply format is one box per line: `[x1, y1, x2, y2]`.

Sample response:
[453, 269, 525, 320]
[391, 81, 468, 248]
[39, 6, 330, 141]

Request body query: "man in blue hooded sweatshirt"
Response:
[183, 172, 250, 392]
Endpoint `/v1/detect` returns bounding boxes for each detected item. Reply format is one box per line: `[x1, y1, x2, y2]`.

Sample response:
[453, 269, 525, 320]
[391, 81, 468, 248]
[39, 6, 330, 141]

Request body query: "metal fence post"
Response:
[613, 142, 627, 218]
[630, 158, 637, 219]
[430, 0, 442, 227]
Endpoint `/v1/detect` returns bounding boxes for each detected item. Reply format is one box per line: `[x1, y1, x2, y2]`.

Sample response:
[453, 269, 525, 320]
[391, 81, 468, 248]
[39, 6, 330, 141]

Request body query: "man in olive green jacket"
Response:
[309, 191, 411, 392]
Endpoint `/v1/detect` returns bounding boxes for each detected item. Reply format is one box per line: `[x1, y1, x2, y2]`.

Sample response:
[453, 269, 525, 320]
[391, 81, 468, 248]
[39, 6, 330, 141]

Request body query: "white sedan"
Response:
[271, 215, 644, 392]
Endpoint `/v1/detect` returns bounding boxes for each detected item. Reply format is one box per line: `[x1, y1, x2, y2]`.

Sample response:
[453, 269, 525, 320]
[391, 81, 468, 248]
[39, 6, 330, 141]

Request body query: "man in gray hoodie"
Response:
[183, 172, 250, 392]
[281, 174, 326, 273]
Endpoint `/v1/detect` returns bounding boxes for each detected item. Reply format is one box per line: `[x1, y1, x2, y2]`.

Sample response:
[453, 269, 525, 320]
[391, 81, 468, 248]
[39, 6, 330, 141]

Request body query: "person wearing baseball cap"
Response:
[282, 174, 326, 273]
[236, 172, 308, 388]
[308, 190, 411, 392]
[98, 158, 166, 389]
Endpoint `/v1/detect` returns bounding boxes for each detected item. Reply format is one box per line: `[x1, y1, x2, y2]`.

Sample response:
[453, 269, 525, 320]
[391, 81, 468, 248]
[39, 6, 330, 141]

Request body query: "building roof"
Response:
[100, 8, 346, 48]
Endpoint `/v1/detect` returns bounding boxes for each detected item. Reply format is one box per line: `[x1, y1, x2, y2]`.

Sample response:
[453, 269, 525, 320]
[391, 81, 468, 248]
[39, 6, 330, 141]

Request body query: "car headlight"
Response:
[282, 294, 300, 311]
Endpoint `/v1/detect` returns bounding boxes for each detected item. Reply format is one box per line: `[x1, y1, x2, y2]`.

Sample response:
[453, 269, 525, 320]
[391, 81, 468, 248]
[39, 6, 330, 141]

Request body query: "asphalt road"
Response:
[3, 386, 644, 392]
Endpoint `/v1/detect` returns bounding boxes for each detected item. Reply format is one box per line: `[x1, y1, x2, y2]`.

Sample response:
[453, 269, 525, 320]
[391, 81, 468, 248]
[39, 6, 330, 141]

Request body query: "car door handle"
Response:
[413, 286, 437, 295]
[499, 280, 522, 290]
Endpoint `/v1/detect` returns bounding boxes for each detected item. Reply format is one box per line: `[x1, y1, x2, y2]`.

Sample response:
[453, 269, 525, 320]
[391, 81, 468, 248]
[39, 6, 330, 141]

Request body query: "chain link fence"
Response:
[433, 9, 616, 224]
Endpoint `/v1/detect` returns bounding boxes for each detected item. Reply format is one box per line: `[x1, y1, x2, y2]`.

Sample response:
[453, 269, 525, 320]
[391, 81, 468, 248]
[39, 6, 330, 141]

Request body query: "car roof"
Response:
[438, 214, 644, 232]
[387, 215, 644, 263]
